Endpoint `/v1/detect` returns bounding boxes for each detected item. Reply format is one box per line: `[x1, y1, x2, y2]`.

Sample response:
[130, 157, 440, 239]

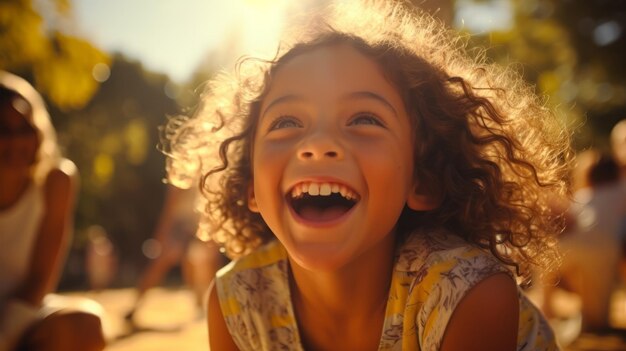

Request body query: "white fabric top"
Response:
[0, 182, 44, 301]
[568, 181, 626, 248]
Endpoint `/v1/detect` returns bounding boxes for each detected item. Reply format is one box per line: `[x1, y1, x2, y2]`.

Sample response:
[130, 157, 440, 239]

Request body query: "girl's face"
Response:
[0, 98, 39, 174]
[248, 44, 432, 271]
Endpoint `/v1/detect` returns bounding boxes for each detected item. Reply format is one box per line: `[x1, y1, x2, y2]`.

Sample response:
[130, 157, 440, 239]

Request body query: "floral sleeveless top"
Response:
[215, 229, 558, 350]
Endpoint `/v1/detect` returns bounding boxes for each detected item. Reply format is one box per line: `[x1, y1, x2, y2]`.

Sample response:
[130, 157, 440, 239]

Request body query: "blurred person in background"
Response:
[124, 184, 226, 326]
[610, 120, 626, 287]
[611, 119, 626, 180]
[85, 225, 118, 292]
[544, 149, 626, 332]
[0, 71, 105, 350]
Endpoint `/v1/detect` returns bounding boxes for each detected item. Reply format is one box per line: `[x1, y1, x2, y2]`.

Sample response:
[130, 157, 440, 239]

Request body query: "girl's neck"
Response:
[288, 232, 396, 320]
[288, 233, 396, 350]
[0, 171, 32, 210]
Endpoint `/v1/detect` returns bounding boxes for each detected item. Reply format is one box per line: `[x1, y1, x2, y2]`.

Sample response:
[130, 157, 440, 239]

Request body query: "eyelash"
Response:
[268, 115, 302, 131]
[348, 112, 385, 127]
[267, 112, 385, 131]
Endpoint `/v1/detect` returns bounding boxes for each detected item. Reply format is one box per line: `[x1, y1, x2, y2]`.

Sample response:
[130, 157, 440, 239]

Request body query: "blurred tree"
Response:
[0, 0, 108, 109]
[550, 0, 626, 146]
[463, 0, 626, 149]
[52, 55, 180, 288]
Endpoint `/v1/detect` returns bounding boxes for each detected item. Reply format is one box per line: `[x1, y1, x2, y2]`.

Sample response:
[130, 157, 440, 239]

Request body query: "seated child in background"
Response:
[547, 150, 625, 331]
[163, 1, 571, 350]
[0, 71, 105, 351]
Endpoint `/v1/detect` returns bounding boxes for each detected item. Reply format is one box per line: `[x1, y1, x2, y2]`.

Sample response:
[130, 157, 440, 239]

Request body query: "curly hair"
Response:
[161, 0, 572, 281]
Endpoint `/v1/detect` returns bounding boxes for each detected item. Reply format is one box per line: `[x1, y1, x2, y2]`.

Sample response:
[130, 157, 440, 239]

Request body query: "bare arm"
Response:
[151, 185, 186, 242]
[14, 162, 77, 306]
[440, 273, 519, 351]
[207, 280, 239, 351]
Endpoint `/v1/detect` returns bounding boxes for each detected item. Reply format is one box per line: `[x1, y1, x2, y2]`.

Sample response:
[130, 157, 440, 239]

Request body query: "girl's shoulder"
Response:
[212, 240, 298, 350]
[38, 158, 77, 191]
[216, 239, 287, 279]
[47, 158, 77, 181]
[388, 229, 528, 350]
[41, 159, 77, 203]
[395, 228, 507, 276]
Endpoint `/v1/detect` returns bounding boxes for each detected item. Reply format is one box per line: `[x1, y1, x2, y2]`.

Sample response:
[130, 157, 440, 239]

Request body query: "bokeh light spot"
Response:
[124, 119, 148, 165]
[93, 153, 114, 185]
[593, 20, 622, 46]
[92, 62, 111, 82]
[142, 238, 162, 259]
[164, 81, 180, 99]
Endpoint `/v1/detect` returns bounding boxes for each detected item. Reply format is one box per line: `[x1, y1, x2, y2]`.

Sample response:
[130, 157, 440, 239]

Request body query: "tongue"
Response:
[298, 205, 349, 222]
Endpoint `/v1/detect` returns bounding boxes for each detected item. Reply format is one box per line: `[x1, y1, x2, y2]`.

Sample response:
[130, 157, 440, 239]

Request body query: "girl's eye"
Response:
[269, 116, 302, 131]
[349, 113, 385, 127]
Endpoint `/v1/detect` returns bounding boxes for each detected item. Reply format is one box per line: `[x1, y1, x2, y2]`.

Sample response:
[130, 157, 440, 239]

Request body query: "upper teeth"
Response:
[291, 182, 359, 200]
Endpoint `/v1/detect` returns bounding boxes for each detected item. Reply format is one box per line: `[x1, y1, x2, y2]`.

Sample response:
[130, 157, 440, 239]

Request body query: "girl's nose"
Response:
[297, 130, 344, 161]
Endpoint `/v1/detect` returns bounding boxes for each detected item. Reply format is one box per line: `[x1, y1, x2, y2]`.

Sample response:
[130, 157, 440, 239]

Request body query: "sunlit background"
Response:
[1, 0, 626, 348]
[72, 0, 291, 84]
[1, 0, 623, 292]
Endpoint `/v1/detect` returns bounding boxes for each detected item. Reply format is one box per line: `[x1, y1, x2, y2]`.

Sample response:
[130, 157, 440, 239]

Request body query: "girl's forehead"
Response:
[273, 45, 384, 84]
[262, 44, 404, 109]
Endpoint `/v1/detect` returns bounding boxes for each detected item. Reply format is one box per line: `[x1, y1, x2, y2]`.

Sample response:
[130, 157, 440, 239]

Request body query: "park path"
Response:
[65, 288, 206, 351]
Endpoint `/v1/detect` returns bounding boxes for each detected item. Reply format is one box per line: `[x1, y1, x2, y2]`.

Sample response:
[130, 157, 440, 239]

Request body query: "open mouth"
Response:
[288, 182, 360, 222]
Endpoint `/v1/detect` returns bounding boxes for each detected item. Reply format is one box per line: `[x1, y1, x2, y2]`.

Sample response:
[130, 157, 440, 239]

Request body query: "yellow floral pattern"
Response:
[215, 229, 558, 351]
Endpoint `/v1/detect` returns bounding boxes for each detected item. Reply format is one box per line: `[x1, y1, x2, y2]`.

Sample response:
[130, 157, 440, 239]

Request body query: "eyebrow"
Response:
[261, 90, 399, 117]
[261, 94, 302, 117]
[346, 91, 398, 117]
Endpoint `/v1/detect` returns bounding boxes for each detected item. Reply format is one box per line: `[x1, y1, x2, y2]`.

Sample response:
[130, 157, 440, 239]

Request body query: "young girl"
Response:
[163, 1, 571, 350]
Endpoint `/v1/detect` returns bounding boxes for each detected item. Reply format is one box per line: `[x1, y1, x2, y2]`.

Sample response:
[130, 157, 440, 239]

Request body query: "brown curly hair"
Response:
[161, 0, 572, 282]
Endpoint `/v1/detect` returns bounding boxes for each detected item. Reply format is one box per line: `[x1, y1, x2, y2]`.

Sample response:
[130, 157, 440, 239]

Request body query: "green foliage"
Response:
[466, 2, 581, 136]
[0, 0, 108, 110]
[53, 55, 181, 288]
[465, 0, 626, 149]
[34, 33, 109, 110]
[0, 0, 47, 68]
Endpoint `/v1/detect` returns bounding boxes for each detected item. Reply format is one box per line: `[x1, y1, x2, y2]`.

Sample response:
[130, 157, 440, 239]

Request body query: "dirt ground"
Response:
[61, 286, 626, 351]
[64, 288, 207, 351]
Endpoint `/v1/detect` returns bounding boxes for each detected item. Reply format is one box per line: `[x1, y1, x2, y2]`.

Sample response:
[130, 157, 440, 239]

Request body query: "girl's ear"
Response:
[248, 183, 259, 213]
[407, 182, 440, 211]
